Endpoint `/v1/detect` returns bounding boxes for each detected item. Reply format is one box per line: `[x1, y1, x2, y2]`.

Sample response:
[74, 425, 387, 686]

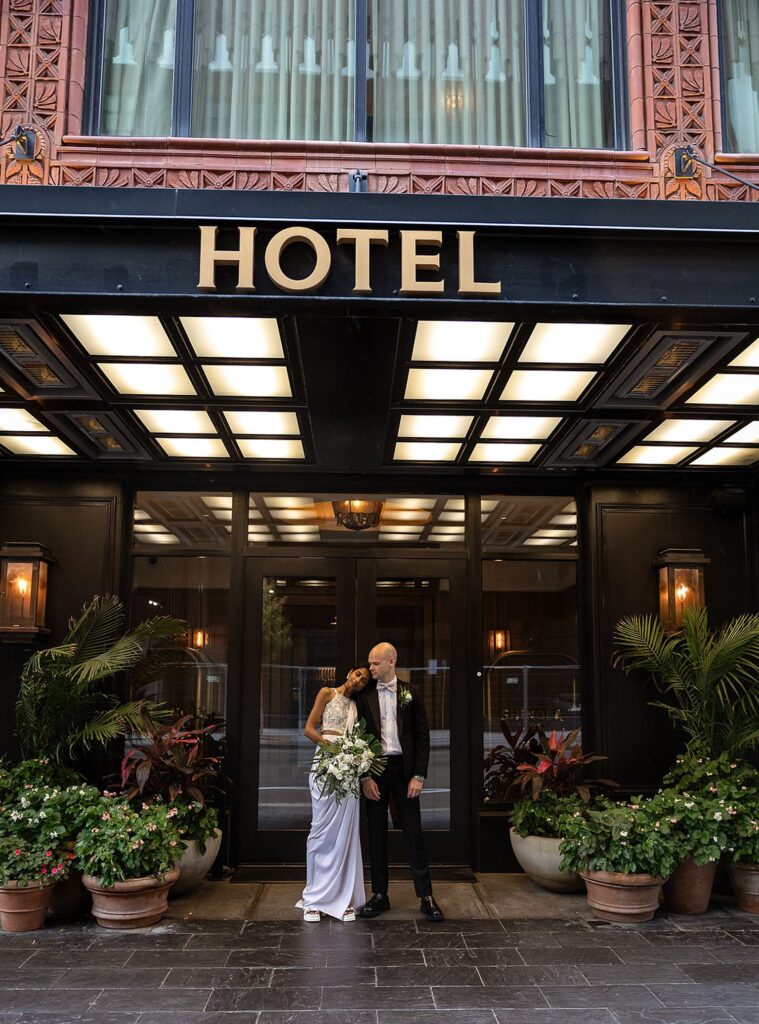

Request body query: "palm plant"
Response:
[15, 595, 187, 766]
[612, 606, 759, 759]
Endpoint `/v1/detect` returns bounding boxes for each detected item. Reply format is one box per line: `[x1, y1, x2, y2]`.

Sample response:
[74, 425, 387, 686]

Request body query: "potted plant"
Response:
[725, 773, 759, 913]
[509, 728, 614, 893]
[76, 796, 183, 928]
[560, 797, 679, 922]
[119, 715, 223, 896]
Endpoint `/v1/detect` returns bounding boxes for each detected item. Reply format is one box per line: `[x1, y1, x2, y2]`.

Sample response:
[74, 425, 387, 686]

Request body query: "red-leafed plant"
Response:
[516, 728, 613, 803]
[120, 716, 220, 805]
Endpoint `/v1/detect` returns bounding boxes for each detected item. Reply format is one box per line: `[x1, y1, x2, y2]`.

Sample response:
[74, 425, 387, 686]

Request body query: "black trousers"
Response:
[365, 755, 432, 898]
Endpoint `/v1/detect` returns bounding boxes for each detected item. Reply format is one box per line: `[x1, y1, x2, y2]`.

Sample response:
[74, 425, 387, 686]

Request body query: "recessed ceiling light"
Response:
[691, 447, 759, 467]
[203, 365, 291, 398]
[644, 419, 735, 444]
[412, 321, 512, 362]
[156, 437, 229, 458]
[481, 416, 561, 440]
[470, 443, 541, 463]
[99, 363, 195, 396]
[0, 409, 47, 432]
[202, 496, 233, 509]
[687, 374, 759, 406]
[519, 323, 629, 364]
[727, 422, 759, 444]
[61, 314, 175, 358]
[180, 316, 283, 359]
[523, 538, 560, 546]
[398, 414, 473, 438]
[618, 445, 697, 465]
[729, 337, 759, 367]
[405, 369, 492, 402]
[136, 533, 180, 545]
[394, 441, 461, 461]
[237, 439, 304, 459]
[500, 370, 595, 402]
[134, 409, 216, 434]
[384, 498, 437, 510]
[382, 510, 430, 522]
[265, 496, 314, 508]
[0, 435, 75, 456]
[224, 410, 299, 435]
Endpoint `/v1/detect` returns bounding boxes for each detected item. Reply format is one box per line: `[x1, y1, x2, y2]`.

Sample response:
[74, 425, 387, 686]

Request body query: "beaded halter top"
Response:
[321, 690, 353, 735]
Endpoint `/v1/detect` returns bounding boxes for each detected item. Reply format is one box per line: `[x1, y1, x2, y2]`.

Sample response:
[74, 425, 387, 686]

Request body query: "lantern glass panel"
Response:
[2, 560, 36, 628]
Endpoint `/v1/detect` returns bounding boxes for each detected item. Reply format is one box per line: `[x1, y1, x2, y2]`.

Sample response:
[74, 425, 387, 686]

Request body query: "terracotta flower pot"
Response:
[729, 861, 759, 914]
[82, 868, 179, 929]
[509, 828, 584, 893]
[0, 881, 55, 932]
[580, 870, 666, 923]
[663, 856, 716, 915]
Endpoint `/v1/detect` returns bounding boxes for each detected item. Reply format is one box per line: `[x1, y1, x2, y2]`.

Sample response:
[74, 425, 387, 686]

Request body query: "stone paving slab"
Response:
[1, 909, 759, 1023]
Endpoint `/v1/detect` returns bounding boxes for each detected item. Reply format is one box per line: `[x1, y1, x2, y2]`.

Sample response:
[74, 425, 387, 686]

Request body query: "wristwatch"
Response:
[413, 775, 425, 782]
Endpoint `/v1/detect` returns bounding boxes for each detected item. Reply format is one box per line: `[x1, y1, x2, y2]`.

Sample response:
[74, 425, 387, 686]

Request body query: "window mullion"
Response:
[525, 0, 545, 148]
[85, 1, 107, 135]
[173, 0, 195, 137]
[354, 0, 369, 143]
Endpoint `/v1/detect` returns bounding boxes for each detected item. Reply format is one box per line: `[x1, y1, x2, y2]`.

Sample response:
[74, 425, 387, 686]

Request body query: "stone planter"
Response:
[509, 828, 583, 893]
[83, 868, 179, 929]
[171, 829, 222, 897]
[0, 881, 55, 932]
[663, 856, 716, 915]
[729, 861, 759, 914]
[580, 870, 666, 923]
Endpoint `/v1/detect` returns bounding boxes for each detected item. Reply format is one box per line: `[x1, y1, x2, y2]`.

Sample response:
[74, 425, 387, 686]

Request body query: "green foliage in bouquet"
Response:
[510, 790, 586, 839]
[313, 719, 386, 804]
[75, 796, 185, 888]
[559, 797, 680, 878]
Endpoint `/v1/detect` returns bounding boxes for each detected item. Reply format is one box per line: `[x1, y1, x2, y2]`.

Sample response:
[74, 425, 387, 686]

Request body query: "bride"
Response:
[296, 666, 370, 923]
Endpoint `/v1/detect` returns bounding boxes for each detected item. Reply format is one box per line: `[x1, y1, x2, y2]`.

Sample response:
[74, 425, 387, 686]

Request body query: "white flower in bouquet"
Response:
[313, 719, 387, 804]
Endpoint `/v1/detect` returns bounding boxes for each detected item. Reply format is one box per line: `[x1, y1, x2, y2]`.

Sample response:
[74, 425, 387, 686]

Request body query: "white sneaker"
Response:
[303, 907, 321, 922]
[342, 907, 356, 922]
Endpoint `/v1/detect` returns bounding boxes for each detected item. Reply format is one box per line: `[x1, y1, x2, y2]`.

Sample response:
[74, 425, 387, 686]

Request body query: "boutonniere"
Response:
[398, 685, 413, 708]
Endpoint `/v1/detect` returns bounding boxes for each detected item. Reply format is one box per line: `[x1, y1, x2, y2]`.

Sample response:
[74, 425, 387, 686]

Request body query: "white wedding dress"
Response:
[296, 690, 366, 919]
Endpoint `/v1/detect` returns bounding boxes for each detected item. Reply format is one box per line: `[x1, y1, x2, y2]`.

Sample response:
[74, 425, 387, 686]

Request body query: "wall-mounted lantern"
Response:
[0, 542, 53, 641]
[654, 548, 709, 632]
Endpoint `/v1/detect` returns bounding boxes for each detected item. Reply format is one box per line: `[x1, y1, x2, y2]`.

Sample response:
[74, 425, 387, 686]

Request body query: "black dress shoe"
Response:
[359, 893, 390, 918]
[420, 895, 445, 922]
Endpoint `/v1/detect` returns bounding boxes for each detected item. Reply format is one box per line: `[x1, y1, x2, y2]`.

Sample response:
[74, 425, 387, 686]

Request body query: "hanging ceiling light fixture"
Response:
[332, 499, 383, 531]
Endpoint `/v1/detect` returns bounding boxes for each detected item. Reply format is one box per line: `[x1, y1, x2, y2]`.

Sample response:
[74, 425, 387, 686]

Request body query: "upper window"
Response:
[90, 0, 625, 149]
[721, 1, 759, 152]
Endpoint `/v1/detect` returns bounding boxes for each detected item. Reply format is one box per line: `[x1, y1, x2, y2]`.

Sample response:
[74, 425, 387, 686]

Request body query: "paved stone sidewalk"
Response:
[1, 910, 759, 1024]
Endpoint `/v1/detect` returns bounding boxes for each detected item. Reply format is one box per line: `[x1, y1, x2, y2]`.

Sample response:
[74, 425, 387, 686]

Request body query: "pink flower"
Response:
[101, 813, 110, 821]
[14, 849, 20, 856]
[68, 853, 74, 860]
[51, 868, 58, 875]
[45, 850, 52, 857]
[41, 867, 47, 875]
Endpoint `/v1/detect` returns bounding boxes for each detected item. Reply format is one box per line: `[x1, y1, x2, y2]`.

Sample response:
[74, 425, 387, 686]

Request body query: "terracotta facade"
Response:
[0, 0, 755, 198]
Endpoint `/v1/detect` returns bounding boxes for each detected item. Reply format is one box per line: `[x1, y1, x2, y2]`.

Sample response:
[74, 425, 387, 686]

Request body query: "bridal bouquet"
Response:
[313, 719, 386, 804]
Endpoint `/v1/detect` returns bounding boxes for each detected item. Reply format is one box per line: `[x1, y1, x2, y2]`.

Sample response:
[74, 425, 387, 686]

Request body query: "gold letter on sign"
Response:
[197, 225, 256, 291]
[457, 231, 501, 295]
[399, 230, 444, 295]
[336, 228, 389, 294]
[265, 227, 332, 293]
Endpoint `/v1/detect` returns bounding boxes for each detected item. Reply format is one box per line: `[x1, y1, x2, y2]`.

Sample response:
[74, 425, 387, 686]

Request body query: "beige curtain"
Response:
[192, 1, 355, 141]
[101, 0, 176, 136]
[370, 0, 525, 146]
[721, 0, 759, 152]
[542, 0, 611, 150]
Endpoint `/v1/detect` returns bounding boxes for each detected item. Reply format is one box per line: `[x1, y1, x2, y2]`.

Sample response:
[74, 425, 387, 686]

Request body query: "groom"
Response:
[356, 641, 444, 922]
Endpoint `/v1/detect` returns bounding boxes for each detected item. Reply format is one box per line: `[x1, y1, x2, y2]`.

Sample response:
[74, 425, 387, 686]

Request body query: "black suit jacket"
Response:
[356, 680, 430, 782]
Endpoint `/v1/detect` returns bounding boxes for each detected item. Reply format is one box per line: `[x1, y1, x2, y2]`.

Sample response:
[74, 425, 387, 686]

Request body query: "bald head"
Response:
[368, 642, 397, 684]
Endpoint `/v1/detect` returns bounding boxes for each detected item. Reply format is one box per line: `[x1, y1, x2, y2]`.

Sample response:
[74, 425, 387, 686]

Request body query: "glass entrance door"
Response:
[237, 556, 467, 864]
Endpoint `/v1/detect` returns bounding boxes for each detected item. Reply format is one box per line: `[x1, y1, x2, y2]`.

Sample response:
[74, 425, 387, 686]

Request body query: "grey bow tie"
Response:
[378, 681, 397, 693]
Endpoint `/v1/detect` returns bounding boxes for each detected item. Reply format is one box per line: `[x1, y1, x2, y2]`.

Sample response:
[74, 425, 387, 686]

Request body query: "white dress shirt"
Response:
[377, 676, 402, 755]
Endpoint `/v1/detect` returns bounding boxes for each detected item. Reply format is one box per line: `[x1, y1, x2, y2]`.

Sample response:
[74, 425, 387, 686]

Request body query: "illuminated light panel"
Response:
[203, 365, 291, 398]
[644, 419, 735, 443]
[283, 533, 318, 542]
[470, 443, 541, 463]
[691, 447, 759, 467]
[61, 314, 175, 357]
[0, 409, 47, 432]
[156, 437, 228, 458]
[445, 499, 464, 510]
[618, 445, 697, 466]
[481, 416, 561, 440]
[0, 435, 75, 455]
[438, 512, 465, 521]
[727, 422, 759, 444]
[534, 529, 576, 539]
[380, 533, 420, 542]
[687, 374, 759, 406]
[519, 322, 630, 364]
[382, 510, 430, 522]
[482, 500, 498, 511]
[551, 514, 577, 525]
[99, 363, 195, 396]
[404, 368, 492, 401]
[264, 496, 313, 508]
[278, 524, 319, 533]
[237, 439, 304, 459]
[133, 510, 150, 521]
[211, 509, 232, 521]
[729, 337, 759, 367]
[431, 525, 464, 534]
[428, 533, 462, 542]
[224, 410, 299, 435]
[412, 320, 512, 362]
[202, 496, 233, 510]
[248, 509, 263, 520]
[398, 414, 473, 438]
[379, 525, 421, 534]
[270, 509, 315, 521]
[500, 370, 595, 402]
[137, 533, 180, 545]
[180, 316, 283, 359]
[135, 409, 216, 434]
[523, 538, 561, 546]
[394, 441, 461, 461]
[561, 503, 575, 512]
[385, 498, 436, 510]
[133, 524, 170, 534]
